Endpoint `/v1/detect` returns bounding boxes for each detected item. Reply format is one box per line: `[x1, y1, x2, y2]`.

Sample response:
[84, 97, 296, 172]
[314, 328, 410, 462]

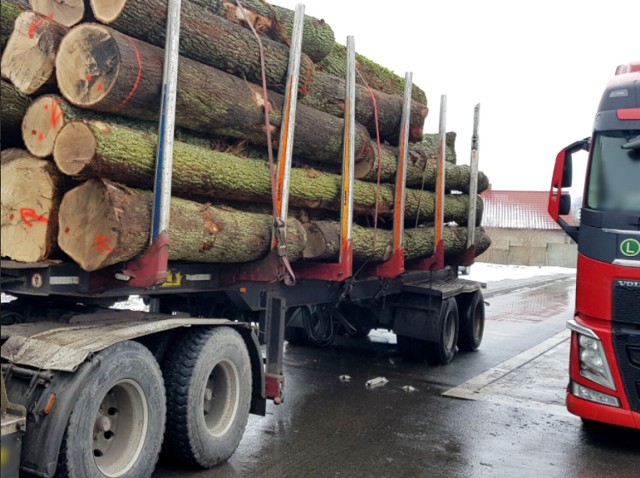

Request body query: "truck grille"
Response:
[612, 324, 640, 413]
[612, 280, 640, 323]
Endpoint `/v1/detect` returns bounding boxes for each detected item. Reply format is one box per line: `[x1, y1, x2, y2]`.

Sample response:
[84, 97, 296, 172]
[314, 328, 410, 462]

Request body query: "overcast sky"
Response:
[274, 0, 639, 191]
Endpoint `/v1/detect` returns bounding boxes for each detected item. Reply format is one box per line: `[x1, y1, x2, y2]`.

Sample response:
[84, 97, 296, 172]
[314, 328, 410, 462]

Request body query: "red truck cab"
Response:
[549, 62, 640, 429]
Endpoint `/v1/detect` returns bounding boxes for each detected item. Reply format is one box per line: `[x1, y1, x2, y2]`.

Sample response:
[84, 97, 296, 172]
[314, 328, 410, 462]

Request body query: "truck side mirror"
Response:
[562, 156, 573, 188]
[559, 193, 571, 215]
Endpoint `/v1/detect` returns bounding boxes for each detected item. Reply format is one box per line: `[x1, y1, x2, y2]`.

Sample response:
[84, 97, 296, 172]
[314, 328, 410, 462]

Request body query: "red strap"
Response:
[235, 0, 295, 285]
[356, 69, 384, 252]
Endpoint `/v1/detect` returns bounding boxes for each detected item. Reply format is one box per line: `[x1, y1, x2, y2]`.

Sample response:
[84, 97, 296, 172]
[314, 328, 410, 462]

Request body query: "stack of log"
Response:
[1, 0, 491, 273]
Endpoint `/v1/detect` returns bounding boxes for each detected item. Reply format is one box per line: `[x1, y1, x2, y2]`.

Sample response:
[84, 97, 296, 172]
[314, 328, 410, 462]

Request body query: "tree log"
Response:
[55, 24, 373, 166]
[318, 43, 428, 105]
[0, 148, 66, 261]
[1, 1, 24, 53]
[301, 70, 428, 144]
[90, 0, 315, 95]
[57, 178, 307, 271]
[166, 0, 334, 63]
[354, 141, 489, 193]
[1, 79, 30, 147]
[303, 220, 491, 263]
[1, 10, 67, 94]
[53, 120, 483, 225]
[29, 0, 87, 27]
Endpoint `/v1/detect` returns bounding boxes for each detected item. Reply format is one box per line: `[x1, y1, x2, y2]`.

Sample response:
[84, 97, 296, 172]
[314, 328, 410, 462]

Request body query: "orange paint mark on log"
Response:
[64, 227, 70, 234]
[38, 132, 44, 141]
[44, 104, 48, 110]
[50, 99, 63, 128]
[31, 130, 37, 135]
[85, 75, 92, 81]
[95, 236, 113, 253]
[9, 214, 14, 220]
[96, 84, 103, 91]
[48, 12, 54, 19]
[28, 18, 44, 39]
[20, 208, 48, 227]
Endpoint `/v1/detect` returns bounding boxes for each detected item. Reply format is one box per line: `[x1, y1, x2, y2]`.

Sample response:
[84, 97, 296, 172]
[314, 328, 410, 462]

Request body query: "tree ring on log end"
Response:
[53, 122, 97, 176]
[23, 96, 67, 158]
[30, 0, 86, 27]
[56, 24, 120, 107]
[90, 0, 127, 23]
[58, 179, 118, 271]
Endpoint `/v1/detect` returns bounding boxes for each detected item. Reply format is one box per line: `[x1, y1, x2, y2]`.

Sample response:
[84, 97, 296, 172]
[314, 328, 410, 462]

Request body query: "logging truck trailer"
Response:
[1, 4, 486, 477]
[548, 61, 640, 429]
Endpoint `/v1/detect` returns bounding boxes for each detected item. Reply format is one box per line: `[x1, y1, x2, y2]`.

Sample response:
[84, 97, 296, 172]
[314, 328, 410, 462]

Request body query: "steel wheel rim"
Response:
[203, 359, 240, 437]
[93, 379, 148, 477]
[443, 310, 456, 351]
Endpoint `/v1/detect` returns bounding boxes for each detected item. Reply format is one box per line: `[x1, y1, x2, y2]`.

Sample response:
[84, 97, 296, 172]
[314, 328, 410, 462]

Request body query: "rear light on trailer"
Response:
[615, 62, 640, 75]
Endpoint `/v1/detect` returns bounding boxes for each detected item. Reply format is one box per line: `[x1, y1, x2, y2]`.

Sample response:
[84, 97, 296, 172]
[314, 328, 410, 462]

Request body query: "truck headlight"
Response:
[567, 320, 616, 391]
[570, 381, 620, 408]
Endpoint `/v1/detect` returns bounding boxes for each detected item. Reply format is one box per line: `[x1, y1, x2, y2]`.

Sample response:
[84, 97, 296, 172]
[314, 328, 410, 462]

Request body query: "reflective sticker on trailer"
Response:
[161, 271, 182, 287]
[50, 276, 80, 285]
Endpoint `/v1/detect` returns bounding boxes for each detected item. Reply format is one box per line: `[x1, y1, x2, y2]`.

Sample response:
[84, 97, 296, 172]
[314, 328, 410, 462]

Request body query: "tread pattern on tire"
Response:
[162, 326, 251, 468]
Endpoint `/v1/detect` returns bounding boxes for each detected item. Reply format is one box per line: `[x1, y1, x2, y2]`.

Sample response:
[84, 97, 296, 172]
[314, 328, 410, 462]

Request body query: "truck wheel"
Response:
[457, 291, 485, 352]
[56, 341, 166, 478]
[162, 326, 251, 468]
[425, 298, 459, 365]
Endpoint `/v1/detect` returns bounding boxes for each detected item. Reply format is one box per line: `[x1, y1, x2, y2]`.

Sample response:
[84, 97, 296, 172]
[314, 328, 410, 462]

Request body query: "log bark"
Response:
[303, 220, 491, 264]
[301, 70, 428, 144]
[0, 148, 65, 261]
[29, 0, 87, 27]
[57, 178, 307, 271]
[53, 120, 483, 225]
[354, 141, 489, 193]
[1, 1, 24, 53]
[1, 10, 67, 94]
[1, 79, 30, 147]
[318, 43, 428, 105]
[187, 0, 335, 63]
[55, 24, 373, 166]
[89, 0, 315, 95]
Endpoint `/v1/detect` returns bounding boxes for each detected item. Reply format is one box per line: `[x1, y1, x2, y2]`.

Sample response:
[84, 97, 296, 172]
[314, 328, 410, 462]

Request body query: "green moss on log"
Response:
[1, 80, 30, 147]
[54, 120, 483, 226]
[188, 0, 335, 62]
[1, 1, 23, 53]
[58, 178, 307, 271]
[318, 43, 427, 105]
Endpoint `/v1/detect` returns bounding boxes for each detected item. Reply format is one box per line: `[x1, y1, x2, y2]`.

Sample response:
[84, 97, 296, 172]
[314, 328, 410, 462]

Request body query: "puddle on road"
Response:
[488, 282, 574, 323]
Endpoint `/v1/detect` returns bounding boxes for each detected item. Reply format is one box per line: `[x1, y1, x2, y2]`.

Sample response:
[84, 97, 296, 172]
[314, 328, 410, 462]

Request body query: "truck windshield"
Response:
[586, 130, 640, 212]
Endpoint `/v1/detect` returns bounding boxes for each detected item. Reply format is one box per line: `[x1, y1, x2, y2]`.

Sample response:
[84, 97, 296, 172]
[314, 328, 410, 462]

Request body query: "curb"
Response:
[482, 274, 575, 299]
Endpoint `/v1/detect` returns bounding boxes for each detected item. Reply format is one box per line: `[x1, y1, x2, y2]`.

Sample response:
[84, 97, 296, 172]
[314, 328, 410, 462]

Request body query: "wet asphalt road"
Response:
[155, 279, 640, 478]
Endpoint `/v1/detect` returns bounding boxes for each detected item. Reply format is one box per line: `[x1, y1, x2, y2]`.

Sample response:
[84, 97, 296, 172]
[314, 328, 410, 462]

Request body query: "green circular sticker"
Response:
[620, 238, 640, 257]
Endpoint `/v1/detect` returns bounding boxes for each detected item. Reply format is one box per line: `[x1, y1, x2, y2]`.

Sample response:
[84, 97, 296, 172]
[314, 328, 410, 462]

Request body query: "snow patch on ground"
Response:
[464, 262, 575, 283]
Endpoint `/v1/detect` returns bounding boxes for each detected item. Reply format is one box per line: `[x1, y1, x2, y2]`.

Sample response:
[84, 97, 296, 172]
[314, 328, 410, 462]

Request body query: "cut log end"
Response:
[1, 11, 64, 95]
[58, 179, 120, 271]
[1, 151, 58, 262]
[22, 95, 68, 158]
[53, 121, 97, 176]
[56, 24, 119, 107]
[90, 0, 127, 23]
[30, 0, 86, 27]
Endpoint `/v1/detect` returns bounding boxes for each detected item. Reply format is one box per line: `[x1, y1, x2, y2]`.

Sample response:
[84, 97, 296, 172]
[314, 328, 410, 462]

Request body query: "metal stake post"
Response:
[406, 94, 447, 271]
[367, 72, 413, 278]
[458, 103, 481, 267]
[295, 35, 356, 281]
[120, 0, 181, 289]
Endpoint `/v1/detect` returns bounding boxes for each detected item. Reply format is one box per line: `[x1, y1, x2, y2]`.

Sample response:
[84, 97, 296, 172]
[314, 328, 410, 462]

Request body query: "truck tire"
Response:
[425, 298, 460, 365]
[457, 291, 485, 352]
[162, 326, 251, 468]
[56, 341, 166, 478]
